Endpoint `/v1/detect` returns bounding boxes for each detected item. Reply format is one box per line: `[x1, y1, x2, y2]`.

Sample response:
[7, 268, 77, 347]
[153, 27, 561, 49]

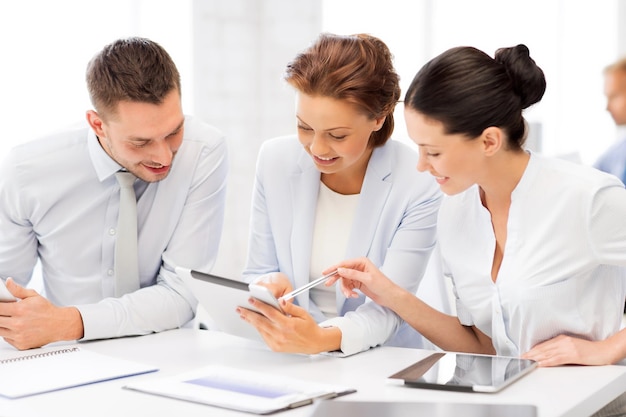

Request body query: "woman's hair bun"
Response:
[495, 44, 546, 109]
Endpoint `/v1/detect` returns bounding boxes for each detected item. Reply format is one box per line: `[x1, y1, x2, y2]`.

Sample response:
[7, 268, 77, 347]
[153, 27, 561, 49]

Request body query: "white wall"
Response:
[191, 0, 322, 276]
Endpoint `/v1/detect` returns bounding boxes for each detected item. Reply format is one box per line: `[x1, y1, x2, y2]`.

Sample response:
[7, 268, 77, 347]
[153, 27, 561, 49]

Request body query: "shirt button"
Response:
[107, 269, 114, 276]
[109, 228, 116, 236]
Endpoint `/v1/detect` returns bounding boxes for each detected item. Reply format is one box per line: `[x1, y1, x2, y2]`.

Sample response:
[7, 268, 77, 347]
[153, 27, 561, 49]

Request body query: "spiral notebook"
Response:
[0, 345, 158, 398]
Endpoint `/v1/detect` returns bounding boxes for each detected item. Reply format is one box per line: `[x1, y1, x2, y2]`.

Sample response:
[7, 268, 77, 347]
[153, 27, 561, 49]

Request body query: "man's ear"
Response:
[86, 110, 106, 137]
[481, 126, 504, 156]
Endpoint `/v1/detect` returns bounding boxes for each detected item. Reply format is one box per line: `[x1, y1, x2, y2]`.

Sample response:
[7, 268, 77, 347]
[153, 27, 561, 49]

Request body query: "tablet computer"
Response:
[388, 351, 537, 393]
[176, 267, 282, 342]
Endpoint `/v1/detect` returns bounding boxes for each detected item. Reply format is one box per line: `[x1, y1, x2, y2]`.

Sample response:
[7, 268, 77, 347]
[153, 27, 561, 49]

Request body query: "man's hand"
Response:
[0, 278, 84, 350]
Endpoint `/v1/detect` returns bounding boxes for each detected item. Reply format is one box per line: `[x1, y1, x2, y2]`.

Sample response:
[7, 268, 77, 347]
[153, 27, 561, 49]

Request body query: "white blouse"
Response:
[309, 181, 359, 318]
[438, 152, 626, 356]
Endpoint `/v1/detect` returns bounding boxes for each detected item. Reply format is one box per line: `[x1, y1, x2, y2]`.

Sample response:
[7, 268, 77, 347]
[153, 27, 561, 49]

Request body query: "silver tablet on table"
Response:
[389, 351, 538, 393]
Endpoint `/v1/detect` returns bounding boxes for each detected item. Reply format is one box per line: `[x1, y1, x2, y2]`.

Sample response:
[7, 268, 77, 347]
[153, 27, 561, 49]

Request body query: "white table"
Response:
[0, 328, 624, 417]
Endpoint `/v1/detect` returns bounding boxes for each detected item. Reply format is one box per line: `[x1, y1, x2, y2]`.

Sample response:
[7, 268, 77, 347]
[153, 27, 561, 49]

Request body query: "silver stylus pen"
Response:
[278, 270, 338, 302]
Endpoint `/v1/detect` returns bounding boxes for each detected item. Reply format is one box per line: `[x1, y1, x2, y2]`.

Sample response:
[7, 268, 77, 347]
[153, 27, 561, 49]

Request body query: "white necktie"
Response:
[114, 171, 140, 297]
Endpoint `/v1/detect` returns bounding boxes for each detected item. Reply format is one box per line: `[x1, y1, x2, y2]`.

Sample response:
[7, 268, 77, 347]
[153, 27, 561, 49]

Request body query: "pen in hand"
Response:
[278, 270, 338, 302]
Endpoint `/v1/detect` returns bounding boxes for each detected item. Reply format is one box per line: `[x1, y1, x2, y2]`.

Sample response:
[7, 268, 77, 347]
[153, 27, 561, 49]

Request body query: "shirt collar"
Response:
[510, 150, 536, 201]
[87, 129, 124, 182]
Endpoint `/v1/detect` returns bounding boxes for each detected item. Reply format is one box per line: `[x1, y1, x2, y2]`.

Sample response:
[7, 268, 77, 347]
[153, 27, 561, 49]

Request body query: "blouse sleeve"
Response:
[588, 184, 626, 266]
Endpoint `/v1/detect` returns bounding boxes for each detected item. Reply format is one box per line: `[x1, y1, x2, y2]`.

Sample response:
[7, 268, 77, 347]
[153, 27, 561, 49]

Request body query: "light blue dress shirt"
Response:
[594, 136, 626, 183]
[0, 116, 228, 341]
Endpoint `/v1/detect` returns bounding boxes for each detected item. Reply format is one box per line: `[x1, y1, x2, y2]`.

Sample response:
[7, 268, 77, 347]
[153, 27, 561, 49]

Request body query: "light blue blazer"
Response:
[243, 135, 442, 355]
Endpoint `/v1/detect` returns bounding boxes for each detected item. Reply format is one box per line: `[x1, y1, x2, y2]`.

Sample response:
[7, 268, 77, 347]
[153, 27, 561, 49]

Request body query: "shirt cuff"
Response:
[75, 302, 119, 341]
[455, 299, 474, 327]
[319, 316, 365, 357]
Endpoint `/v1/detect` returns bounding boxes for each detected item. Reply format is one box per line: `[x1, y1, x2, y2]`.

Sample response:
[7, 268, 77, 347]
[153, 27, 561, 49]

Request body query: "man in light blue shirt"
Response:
[0, 37, 228, 350]
[593, 57, 626, 314]
[594, 57, 626, 183]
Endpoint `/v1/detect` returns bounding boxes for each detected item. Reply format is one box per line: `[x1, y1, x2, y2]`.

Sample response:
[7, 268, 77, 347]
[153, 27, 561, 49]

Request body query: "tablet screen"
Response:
[389, 352, 537, 393]
[185, 376, 298, 399]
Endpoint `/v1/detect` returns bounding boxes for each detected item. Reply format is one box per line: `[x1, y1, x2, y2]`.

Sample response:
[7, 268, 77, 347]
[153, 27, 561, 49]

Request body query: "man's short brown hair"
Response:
[86, 37, 181, 119]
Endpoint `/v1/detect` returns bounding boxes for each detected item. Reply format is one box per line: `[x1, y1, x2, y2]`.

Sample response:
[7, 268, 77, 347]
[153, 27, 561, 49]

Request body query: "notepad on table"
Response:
[0, 345, 158, 398]
[124, 364, 356, 414]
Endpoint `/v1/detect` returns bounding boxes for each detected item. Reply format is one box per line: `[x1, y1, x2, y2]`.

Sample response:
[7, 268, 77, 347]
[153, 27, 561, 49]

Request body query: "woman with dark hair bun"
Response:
[237, 33, 443, 356]
[329, 44, 626, 367]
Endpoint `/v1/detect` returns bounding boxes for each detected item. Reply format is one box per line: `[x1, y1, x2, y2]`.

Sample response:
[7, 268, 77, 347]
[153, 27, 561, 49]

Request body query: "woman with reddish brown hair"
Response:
[237, 33, 444, 356]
